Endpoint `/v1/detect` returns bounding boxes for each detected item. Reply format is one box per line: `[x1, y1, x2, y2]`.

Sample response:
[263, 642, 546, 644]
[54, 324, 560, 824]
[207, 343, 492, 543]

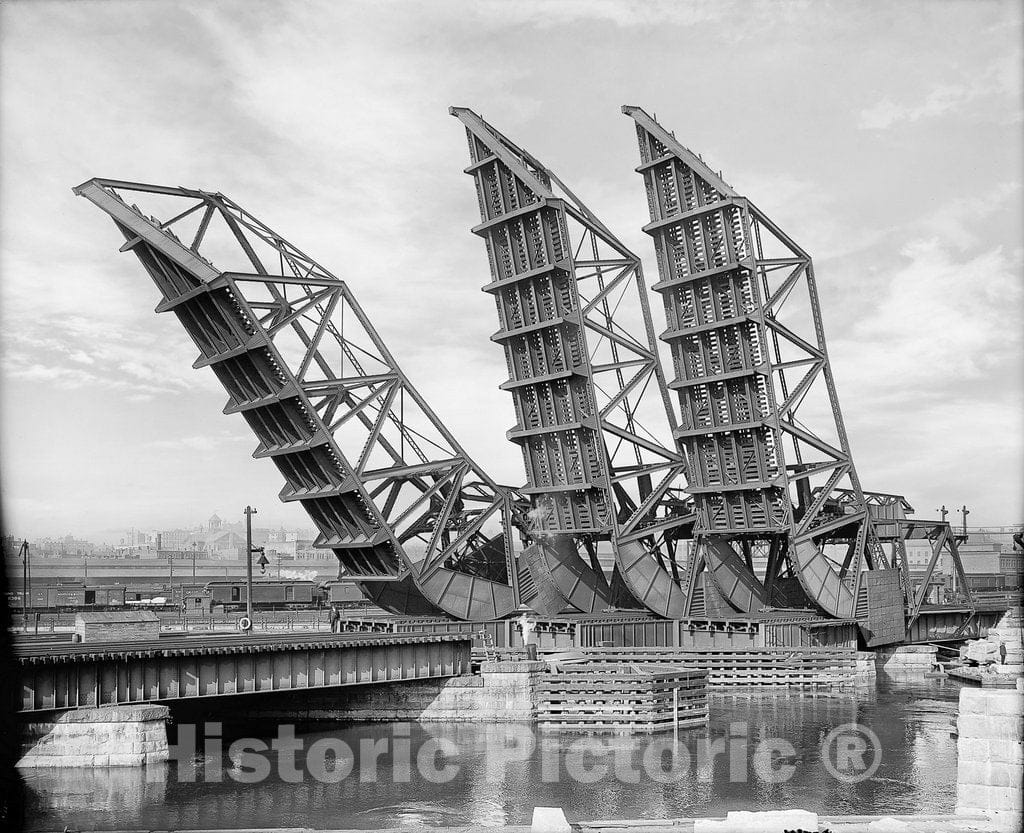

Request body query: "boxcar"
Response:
[206, 579, 316, 610]
[173, 583, 213, 614]
[9, 582, 127, 611]
[320, 580, 370, 607]
[84, 584, 127, 608]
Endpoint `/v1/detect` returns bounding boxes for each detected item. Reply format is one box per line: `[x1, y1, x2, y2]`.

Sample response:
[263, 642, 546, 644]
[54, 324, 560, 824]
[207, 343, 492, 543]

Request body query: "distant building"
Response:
[158, 529, 190, 550]
[1000, 551, 1023, 587]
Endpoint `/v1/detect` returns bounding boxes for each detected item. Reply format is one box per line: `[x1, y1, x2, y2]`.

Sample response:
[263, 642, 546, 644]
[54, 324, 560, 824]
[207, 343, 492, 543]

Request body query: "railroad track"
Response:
[13, 629, 471, 663]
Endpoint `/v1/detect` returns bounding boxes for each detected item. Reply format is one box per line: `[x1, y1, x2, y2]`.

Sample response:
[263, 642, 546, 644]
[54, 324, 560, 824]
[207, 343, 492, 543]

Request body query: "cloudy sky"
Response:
[1, 0, 1021, 542]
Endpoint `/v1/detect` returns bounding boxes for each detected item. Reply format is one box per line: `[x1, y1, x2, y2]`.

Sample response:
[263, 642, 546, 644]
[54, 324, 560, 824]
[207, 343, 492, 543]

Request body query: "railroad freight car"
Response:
[7, 583, 127, 612]
[206, 579, 316, 611]
[319, 580, 372, 608]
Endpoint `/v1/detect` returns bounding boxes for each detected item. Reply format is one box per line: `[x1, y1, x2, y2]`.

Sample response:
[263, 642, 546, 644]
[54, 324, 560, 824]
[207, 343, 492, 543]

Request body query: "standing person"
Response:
[329, 603, 340, 634]
[517, 612, 537, 660]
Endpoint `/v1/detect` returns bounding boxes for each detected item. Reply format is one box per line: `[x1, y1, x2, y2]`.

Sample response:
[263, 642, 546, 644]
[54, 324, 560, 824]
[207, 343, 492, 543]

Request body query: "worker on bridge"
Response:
[328, 603, 340, 633]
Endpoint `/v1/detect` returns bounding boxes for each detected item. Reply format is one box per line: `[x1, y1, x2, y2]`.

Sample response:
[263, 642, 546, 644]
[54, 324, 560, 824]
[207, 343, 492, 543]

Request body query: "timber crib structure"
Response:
[75, 104, 980, 646]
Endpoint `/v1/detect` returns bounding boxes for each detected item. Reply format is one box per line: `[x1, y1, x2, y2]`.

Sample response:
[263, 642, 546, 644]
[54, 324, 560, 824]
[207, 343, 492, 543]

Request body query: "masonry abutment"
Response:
[956, 685, 1024, 830]
[17, 704, 170, 768]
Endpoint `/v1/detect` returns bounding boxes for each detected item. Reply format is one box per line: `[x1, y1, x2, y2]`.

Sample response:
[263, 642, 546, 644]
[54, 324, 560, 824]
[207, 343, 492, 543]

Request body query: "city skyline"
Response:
[2, 1, 1022, 539]
[5, 512, 322, 549]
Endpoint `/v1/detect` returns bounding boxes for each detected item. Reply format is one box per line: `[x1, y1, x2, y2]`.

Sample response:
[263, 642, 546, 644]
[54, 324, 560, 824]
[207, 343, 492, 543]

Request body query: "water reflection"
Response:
[24, 679, 961, 830]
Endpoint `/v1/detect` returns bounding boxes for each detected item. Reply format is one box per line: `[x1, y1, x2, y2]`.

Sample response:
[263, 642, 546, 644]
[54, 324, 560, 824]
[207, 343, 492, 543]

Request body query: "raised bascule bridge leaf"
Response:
[74, 178, 524, 620]
[74, 108, 974, 638]
[622, 106, 973, 644]
[452, 107, 734, 618]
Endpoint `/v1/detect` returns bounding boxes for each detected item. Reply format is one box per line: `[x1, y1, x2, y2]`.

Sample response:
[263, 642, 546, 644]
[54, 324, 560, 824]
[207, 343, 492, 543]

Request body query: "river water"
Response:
[23, 678, 961, 830]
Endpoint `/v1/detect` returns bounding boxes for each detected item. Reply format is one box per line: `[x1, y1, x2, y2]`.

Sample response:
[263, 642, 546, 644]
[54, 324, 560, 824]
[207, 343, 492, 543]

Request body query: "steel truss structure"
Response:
[75, 179, 525, 620]
[839, 490, 974, 630]
[451, 108, 762, 618]
[74, 107, 975, 637]
[622, 107, 972, 640]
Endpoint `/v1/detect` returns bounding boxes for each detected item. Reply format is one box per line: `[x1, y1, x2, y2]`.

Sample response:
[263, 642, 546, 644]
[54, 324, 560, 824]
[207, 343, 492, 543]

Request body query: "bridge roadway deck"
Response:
[15, 631, 472, 713]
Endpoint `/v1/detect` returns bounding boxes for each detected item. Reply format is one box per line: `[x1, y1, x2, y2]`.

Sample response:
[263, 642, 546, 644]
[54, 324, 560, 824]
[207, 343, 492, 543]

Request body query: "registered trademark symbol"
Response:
[821, 723, 881, 783]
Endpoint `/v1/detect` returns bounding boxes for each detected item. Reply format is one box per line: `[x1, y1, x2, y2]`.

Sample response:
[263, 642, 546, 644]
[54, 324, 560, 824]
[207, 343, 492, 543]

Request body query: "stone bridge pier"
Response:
[17, 704, 170, 768]
[956, 685, 1024, 830]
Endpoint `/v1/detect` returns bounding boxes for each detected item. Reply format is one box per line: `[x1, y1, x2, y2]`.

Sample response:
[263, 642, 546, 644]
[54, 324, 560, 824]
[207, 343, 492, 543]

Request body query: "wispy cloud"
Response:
[828, 235, 1023, 517]
[859, 51, 1022, 130]
[1, 0, 1020, 535]
[919, 181, 1022, 250]
[835, 238, 1022, 388]
[3, 317, 219, 398]
[150, 432, 253, 452]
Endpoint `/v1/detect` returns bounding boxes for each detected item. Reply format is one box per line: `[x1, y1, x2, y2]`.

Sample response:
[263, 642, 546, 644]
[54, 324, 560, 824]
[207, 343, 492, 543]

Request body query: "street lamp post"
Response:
[244, 506, 257, 628]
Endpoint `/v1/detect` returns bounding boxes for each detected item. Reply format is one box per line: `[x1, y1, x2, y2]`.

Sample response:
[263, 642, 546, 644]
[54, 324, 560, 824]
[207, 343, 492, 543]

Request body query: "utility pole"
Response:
[192, 540, 197, 583]
[938, 504, 952, 594]
[20, 540, 30, 630]
[960, 505, 970, 538]
[161, 533, 171, 586]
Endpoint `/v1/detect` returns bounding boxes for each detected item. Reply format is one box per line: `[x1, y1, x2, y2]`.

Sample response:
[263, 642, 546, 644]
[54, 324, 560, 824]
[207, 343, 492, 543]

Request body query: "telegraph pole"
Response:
[161, 533, 171, 586]
[937, 505, 948, 522]
[960, 505, 970, 538]
[244, 506, 257, 629]
[20, 540, 30, 630]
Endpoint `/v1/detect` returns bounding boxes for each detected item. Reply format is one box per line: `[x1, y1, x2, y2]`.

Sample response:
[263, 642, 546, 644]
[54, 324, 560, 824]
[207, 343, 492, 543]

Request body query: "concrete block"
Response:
[957, 759, 989, 786]
[531, 806, 571, 832]
[957, 738, 989, 761]
[988, 784, 1024, 812]
[989, 715, 1024, 739]
[986, 690, 1024, 716]
[985, 810, 1024, 833]
[863, 818, 910, 831]
[481, 661, 548, 673]
[988, 739, 1024, 765]
[959, 687, 989, 713]
[959, 713, 1023, 740]
[987, 762, 1024, 788]
[694, 810, 818, 832]
[106, 753, 144, 766]
[959, 782, 1024, 813]
[957, 714, 989, 738]
[956, 783, 981, 808]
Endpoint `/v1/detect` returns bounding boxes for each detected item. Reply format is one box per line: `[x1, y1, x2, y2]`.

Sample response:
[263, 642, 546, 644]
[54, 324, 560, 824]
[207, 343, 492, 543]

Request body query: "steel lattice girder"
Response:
[622, 106, 908, 623]
[16, 632, 472, 712]
[74, 178, 524, 621]
[451, 107, 756, 619]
